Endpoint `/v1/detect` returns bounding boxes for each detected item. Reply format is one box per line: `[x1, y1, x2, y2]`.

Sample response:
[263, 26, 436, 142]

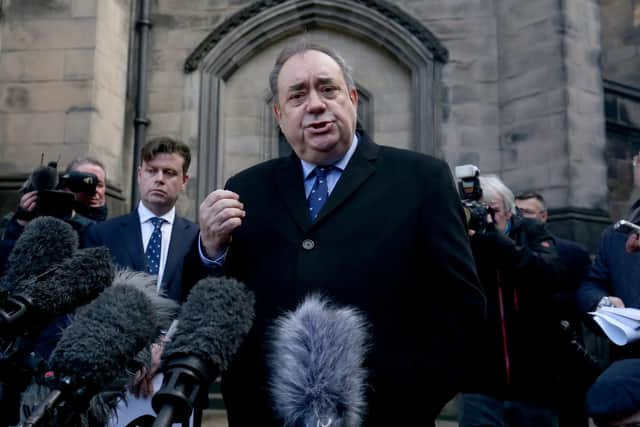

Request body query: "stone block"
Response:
[150, 48, 192, 72]
[94, 57, 127, 99]
[64, 108, 94, 144]
[2, 19, 96, 51]
[448, 82, 498, 104]
[0, 80, 93, 113]
[450, 103, 499, 127]
[5, 112, 65, 145]
[500, 65, 565, 103]
[148, 88, 185, 113]
[166, 29, 210, 50]
[3, 0, 71, 19]
[471, 57, 499, 83]
[72, 0, 97, 17]
[0, 50, 64, 82]
[2, 142, 89, 172]
[499, 39, 563, 79]
[94, 87, 126, 130]
[498, 0, 560, 35]
[64, 48, 95, 80]
[566, 88, 605, 115]
[147, 112, 183, 137]
[149, 71, 188, 89]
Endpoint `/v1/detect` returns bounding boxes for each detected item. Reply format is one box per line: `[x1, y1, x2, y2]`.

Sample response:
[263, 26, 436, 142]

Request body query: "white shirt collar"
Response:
[301, 134, 359, 180]
[137, 202, 176, 225]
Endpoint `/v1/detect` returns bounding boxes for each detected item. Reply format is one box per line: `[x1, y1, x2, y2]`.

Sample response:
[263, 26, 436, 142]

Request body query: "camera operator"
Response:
[459, 175, 563, 427]
[2, 157, 107, 241]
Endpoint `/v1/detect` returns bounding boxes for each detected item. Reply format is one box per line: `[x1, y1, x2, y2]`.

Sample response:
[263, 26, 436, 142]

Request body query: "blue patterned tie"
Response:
[146, 217, 164, 275]
[308, 166, 331, 221]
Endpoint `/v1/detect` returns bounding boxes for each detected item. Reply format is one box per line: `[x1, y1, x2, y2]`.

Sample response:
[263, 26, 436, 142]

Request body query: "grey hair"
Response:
[64, 156, 106, 176]
[479, 174, 516, 214]
[269, 39, 355, 104]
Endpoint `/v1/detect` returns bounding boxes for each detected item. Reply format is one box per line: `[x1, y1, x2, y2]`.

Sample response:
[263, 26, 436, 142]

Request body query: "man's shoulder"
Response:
[86, 211, 136, 234]
[555, 236, 589, 254]
[227, 157, 288, 184]
[375, 145, 450, 178]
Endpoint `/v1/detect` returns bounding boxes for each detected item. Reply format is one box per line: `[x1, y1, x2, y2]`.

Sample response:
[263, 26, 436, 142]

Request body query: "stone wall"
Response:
[600, 0, 640, 87]
[0, 0, 619, 244]
[0, 0, 131, 217]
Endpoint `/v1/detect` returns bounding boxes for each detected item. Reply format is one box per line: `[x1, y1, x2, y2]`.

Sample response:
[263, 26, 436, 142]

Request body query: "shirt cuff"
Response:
[198, 233, 227, 267]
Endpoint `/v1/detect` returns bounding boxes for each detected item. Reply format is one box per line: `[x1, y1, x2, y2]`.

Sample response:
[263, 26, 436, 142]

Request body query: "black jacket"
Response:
[464, 215, 562, 404]
[209, 133, 486, 426]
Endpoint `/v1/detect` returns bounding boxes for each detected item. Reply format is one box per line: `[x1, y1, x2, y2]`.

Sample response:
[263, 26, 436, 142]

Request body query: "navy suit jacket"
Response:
[83, 210, 199, 301]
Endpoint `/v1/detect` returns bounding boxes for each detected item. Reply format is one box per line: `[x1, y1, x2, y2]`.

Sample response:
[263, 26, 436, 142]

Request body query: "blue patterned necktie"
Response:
[308, 166, 332, 221]
[146, 217, 164, 275]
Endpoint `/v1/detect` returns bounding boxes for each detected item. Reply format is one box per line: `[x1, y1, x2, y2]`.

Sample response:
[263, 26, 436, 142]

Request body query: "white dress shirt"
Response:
[138, 202, 175, 291]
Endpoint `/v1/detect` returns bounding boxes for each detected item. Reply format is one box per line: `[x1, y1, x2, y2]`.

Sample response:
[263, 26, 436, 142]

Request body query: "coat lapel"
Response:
[163, 217, 190, 288]
[314, 133, 378, 224]
[274, 133, 379, 229]
[275, 154, 312, 232]
[124, 211, 146, 271]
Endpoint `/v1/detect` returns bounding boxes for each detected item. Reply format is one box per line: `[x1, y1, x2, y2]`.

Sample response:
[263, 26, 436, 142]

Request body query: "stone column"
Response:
[497, 0, 609, 249]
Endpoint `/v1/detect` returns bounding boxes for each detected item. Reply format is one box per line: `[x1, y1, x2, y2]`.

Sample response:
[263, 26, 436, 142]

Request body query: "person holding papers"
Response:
[578, 152, 640, 360]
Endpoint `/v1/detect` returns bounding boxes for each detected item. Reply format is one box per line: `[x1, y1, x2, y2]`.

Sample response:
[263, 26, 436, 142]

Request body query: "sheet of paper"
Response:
[109, 374, 194, 427]
[599, 306, 640, 321]
[591, 312, 640, 346]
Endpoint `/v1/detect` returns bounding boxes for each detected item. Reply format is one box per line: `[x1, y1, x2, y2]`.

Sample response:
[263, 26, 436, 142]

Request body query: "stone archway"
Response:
[186, 0, 448, 203]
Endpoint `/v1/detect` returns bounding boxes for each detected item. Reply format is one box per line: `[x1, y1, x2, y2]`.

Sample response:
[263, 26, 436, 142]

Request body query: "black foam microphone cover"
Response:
[22, 284, 160, 426]
[1, 247, 114, 337]
[0, 217, 78, 290]
[151, 276, 254, 426]
[29, 163, 59, 192]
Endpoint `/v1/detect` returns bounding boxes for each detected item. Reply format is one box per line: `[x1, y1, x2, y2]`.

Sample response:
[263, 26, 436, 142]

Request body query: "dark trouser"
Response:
[459, 393, 558, 427]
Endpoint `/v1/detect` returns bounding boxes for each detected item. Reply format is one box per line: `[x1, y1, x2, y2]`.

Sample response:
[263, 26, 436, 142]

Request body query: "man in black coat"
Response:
[197, 40, 486, 426]
[459, 177, 562, 427]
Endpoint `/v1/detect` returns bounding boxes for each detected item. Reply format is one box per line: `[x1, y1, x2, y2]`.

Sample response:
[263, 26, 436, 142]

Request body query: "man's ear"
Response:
[349, 87, 358, 107]
[541, 210, 548, 223]
[273, 103, 281, 122]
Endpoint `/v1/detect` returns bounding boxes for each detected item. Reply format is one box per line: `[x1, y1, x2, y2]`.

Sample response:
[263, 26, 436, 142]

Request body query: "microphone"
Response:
[1, 247, 114, 337]
[20, 282, 161, 427]
[0, 216, 78, 290]
[151, 276, 255, 427]
[27, 162, 59, 192]
[269, 295, 370, 427]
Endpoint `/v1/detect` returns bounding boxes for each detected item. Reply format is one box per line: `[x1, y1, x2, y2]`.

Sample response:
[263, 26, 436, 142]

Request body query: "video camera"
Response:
[17, 160, 98, 220]
[455, 164, 494, 233]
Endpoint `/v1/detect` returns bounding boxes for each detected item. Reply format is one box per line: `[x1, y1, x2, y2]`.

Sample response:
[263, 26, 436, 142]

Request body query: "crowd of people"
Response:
[1, 40, 640, 427]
